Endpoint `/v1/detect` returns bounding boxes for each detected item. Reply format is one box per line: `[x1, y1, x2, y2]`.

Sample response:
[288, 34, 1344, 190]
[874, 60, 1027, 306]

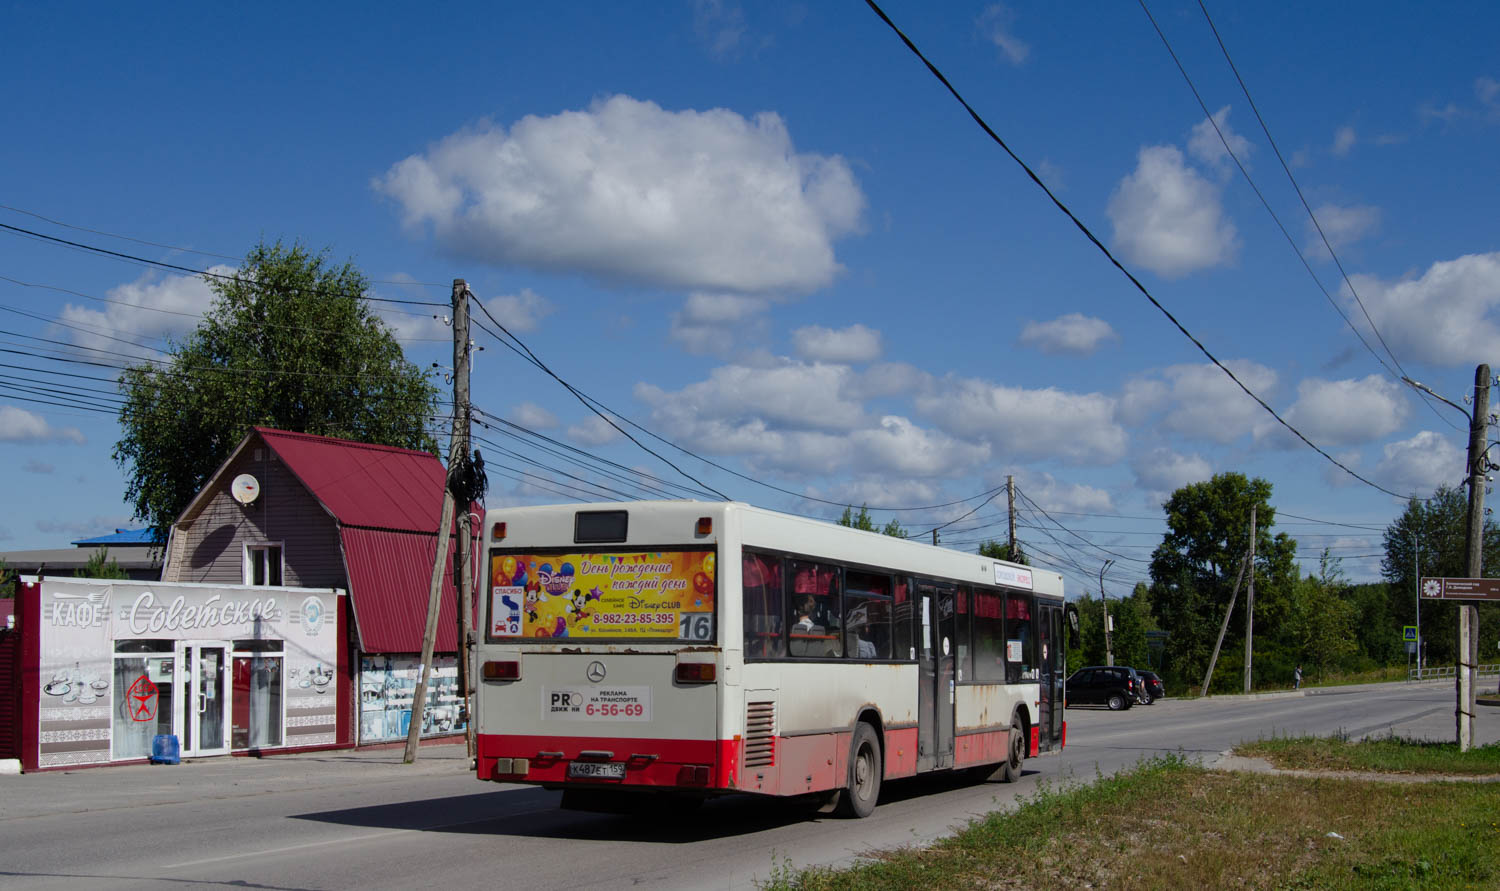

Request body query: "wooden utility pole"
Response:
[405, 279, 469, 765]
[1457, 363, 1490, 751]
[1201, 553, 1249, 697]
[1243, 505, 1257, 694]
[1006, 475, 1016, 556]
[453, 285, 475, 765]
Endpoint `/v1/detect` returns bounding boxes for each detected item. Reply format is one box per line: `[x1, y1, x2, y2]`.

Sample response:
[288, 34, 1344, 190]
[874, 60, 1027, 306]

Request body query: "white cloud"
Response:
[847, 362, 925, 400]
[1374, 430, 1465, 494]
[1132, 447, 1213, 498]
[511, 402, 558, 429]
[1344, 252, 1500, 366]
[1478, 76, 1500, 118]
[375, 95, 865, 295]
[801, 479, 942, 518]
[669, 293, 770, 356]
[1306, 203, 1380, 257]
[0, 406, 85, 444]
[977, 4, 1030, 65]
[1187, 106, 1252, 168]
[1018, 313, 1117, 356]
[567, 415, 621, 447]
[1107, 145, 1237, 277]
[1332, 125, 1357, 157]
[1116, 377, 1169, 427]
[637, 361, 866, 433]
[1014, 472, 1115, 514]
[57, 268, 224, 351]
[1147, 361, 1278, 444]
[482, 288, 553, 332]
[914, 378, 1127, 463]
[792, 323, 883, 363]
[693, 0, 748, 59]
[1272, 375, 1409, 448]
[849, 415, 990, 477]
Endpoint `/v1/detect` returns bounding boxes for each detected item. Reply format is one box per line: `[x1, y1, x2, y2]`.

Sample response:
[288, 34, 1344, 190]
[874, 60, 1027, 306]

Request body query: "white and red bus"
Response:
[474, 500, 1068, 817]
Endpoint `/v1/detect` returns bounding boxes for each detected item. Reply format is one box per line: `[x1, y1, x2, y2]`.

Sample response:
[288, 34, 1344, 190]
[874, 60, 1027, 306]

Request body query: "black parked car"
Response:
[1065, 665, 1141, 710]
[1137, 670, 1164, 704]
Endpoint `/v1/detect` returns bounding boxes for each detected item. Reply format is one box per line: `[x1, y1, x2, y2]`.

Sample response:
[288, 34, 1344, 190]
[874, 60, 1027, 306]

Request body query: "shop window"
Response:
[741, 551, 784, 659]
[232, 655, 283, 749]
[245, 544, 283, 586]
[788, 560, 841, 657]
[112, 654, 174, 759]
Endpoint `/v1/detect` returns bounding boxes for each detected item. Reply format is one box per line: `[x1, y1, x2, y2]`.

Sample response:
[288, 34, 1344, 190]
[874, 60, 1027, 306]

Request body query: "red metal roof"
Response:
[256, 428, 479, 653]
[256, 428, 449, 532]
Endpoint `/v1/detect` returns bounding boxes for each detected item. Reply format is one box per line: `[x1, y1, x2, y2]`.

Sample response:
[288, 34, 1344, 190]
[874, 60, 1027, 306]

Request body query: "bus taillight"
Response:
[483, 660, 521, 681]
[677, 765, 711, 785]
[491, 521, 507, 541]
[674, 663, 716, 683]
[695, 516, 712, 535]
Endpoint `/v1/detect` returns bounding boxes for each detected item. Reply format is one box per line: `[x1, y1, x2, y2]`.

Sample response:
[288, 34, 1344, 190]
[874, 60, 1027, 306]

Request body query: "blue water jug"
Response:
[150, 734, 180, 764]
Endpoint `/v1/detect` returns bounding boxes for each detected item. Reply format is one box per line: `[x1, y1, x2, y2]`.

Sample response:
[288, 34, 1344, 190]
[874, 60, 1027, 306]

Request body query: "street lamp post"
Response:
[1100, 559, 1115, 667]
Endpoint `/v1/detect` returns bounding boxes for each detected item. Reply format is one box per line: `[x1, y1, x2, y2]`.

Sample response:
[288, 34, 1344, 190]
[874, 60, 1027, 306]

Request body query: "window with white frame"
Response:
[245, 544, 284, 586]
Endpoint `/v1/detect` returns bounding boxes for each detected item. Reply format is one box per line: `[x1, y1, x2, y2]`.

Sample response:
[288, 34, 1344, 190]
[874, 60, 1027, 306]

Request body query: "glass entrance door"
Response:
[176, 642, 230, 757]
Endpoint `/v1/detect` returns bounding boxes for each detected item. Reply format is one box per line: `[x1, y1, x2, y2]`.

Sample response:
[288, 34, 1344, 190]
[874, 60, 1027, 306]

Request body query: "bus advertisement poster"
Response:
[489, 551, 715, 640]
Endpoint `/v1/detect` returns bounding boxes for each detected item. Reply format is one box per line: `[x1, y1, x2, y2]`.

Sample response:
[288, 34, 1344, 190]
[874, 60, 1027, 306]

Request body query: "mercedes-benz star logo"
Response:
[586, 661, 607, 683]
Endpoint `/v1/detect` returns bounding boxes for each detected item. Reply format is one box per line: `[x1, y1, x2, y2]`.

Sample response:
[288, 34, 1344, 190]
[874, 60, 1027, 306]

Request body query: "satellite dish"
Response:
[231, 473, 261, 505]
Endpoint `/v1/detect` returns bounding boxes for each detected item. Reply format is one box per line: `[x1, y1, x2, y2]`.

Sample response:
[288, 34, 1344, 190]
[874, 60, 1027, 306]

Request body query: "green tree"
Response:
[1381, 485, 1500, 665]
[1280, 549, 1359, 680]
[837, 505, 906, 538]
[77, 547, 130, 580]
[0, 557, 14, 597]
[113, 241, 439, 537]
[1146, 472, 1298, 692]
[978, 539, 1029, 565]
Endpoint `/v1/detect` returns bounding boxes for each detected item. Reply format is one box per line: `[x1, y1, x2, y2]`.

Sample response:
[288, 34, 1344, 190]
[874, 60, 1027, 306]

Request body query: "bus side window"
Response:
[892, 578, 913, 661]
[789, 560, 842, 658]
[742, 552, 785, 659]
[1005, 593, 1033, 683]
[955, 586, 972, 682]
[971, 590, 1005, 683]
[845, 571, 893, 660]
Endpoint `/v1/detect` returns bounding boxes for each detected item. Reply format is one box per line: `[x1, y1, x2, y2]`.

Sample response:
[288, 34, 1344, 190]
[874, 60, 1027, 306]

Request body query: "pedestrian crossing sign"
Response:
[1403, 625, 1417, 642]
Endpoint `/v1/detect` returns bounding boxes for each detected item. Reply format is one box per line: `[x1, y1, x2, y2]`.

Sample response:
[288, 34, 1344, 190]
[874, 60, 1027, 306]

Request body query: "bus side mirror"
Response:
[1065, 604, 1080, 649]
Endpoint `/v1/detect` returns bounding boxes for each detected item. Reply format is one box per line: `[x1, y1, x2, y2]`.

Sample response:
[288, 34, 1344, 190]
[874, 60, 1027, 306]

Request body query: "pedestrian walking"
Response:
[1294, 665, 1302, 690]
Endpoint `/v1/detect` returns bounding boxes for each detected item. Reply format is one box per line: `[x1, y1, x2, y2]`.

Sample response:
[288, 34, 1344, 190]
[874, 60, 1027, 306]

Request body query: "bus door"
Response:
[1036, 602, 1064, 752]
[916, 581, 956, 771]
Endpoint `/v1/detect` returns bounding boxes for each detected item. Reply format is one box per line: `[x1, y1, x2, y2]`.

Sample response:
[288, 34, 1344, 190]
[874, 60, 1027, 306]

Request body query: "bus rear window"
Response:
[487, 550, 715, 642]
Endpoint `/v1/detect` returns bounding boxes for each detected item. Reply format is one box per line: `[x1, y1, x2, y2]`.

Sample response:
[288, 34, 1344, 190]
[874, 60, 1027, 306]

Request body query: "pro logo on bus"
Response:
[490, 551, 715, 641]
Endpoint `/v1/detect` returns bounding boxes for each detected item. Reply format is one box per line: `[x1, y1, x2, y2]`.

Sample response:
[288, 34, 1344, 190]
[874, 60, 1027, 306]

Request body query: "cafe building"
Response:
[2, 427, 479, 770]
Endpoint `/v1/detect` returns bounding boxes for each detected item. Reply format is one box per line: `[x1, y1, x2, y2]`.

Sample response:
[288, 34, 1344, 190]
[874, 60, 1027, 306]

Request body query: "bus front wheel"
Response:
[835, 723, 882, 819]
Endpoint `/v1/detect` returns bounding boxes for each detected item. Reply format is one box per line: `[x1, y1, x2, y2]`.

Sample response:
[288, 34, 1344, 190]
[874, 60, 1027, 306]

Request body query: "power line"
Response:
[1135, 0, 1454, 432]
[0, 221, 447, 307]
[861, 0, 1413, 500]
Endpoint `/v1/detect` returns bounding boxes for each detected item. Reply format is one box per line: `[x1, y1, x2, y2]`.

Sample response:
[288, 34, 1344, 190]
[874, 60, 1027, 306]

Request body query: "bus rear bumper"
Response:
[478, 733, 736, 789]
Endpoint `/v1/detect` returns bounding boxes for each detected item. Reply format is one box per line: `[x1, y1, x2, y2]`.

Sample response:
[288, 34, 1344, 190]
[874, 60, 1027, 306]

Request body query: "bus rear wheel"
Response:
[998, 715, 1025, 783]
[835, 722, 882, 819]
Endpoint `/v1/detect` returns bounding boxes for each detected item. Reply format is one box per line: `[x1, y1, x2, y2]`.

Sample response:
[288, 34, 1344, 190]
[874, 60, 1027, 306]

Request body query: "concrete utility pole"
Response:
[405, 279, 469, 765]
[1100, 559, 1114, 667]
[1201, 553, 1249, 697]
[1243, 505, 1257, 694]
[1007, 475, 1017, 557]
[1458, 363, 1490, 751]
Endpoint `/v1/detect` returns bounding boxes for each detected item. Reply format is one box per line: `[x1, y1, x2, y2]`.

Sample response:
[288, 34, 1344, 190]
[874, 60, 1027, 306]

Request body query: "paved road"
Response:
[2, 682, 1494, 890]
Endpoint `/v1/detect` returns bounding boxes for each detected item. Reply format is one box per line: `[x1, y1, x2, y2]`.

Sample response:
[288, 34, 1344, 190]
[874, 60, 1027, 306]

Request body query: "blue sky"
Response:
[2, 1, 1497, 597]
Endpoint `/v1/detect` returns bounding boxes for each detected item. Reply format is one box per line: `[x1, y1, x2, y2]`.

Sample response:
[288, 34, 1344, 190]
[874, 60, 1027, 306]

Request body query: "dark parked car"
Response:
[1137, 669, 1164, 704]
[1065, 665, 1141, 710]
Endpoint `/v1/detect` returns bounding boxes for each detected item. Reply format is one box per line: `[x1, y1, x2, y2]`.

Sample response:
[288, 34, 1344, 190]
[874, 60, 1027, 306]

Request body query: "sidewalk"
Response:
[0, 740, 474, 821]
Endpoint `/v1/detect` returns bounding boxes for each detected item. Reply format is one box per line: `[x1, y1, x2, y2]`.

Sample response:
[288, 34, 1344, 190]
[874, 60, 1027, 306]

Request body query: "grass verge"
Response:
[1235, 734, 1500, 775]
[759, 755, 1500, 890]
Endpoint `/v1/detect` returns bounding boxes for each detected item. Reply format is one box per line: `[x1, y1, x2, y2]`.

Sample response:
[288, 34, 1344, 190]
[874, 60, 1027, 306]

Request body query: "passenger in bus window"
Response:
[793, 595, 819, 632]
